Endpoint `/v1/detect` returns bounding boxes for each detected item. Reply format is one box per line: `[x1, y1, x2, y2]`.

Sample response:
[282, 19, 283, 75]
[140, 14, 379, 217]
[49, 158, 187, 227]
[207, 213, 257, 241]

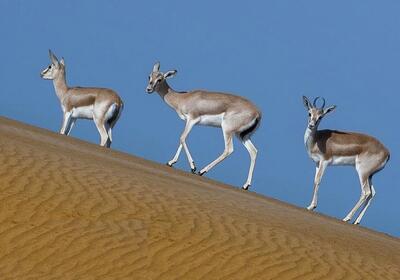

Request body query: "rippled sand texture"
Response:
[0, 117, 399, 280]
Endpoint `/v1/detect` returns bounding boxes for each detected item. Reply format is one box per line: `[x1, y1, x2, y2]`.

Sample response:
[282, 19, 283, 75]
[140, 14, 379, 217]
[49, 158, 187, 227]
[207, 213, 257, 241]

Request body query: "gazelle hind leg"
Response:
[94, 117, 110, 147]
[354, 182, 376, 225]
[105, 103, 122, 146]
[105, 122, 112, 148]
[241, 138, 257, 190]
[107, 123, 113, 142]
[199, 128, 234, 175]
[343, 171, 372, 223]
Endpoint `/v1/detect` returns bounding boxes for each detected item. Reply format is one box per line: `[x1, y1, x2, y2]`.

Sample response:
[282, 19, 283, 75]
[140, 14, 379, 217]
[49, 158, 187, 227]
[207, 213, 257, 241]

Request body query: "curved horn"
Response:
[313, 96, 326, 109]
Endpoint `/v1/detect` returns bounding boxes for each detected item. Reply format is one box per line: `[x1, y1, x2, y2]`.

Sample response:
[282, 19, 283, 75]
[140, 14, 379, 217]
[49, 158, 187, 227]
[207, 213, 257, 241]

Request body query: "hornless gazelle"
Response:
[302, 96, 390, 224]
[146, 62, 261, 190]
[40, 50, 123, 147]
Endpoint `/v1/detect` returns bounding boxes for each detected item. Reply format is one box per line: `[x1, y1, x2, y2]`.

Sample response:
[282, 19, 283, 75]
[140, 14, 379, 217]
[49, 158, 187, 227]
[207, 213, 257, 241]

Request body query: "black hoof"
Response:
[166, 162, 173, 167]
[242, 185, 250, 190]
[191, 167, 197, 174]
[198, 171, 206, 176]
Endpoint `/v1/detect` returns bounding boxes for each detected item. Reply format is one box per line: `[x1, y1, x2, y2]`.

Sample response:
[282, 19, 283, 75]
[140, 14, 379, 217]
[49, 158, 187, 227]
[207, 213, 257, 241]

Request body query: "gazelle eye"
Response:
[308, 113, 311, 117]
[49, 65, 52, 69]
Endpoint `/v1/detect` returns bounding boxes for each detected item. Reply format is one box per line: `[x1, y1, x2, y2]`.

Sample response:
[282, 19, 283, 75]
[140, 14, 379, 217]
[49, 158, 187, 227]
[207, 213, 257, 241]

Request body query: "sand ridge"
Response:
[0, 116, 399, 279]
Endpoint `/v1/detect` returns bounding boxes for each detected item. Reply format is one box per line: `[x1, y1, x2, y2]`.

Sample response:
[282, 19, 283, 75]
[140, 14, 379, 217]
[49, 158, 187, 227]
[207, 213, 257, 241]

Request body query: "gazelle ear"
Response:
[164, 70, 177, 79]
[152, 61, 160, 72]
[323, 105, 336, 115]
[49, 49, 59, 66]
[60, 57, 65, 67]
[303, 96, 312, 110]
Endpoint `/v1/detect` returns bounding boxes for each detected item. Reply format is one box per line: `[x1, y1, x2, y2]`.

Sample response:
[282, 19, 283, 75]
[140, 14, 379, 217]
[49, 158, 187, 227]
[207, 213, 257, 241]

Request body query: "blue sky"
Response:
[1, 1, 399, 236]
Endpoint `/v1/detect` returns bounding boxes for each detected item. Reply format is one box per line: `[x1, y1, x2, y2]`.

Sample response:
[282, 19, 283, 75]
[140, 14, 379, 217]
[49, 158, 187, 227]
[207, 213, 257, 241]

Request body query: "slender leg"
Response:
[307, 164, 320, 209]
[307, 161, 328, 210]
[107, 126, 113, 143]
[199, 129, 234, 175]
[168, 119, 198, 172]
[343, 172, 371, 222]
[241, 138, 258, 190]
[353, 182, 375, 225]
[65, 118, 76, 136]
[106, 104, 121, 145]
[60, 112, 72, 135]
[94, 117, 110, 147]
[167, 144, 183, 166]
[104, 122, 112, 148]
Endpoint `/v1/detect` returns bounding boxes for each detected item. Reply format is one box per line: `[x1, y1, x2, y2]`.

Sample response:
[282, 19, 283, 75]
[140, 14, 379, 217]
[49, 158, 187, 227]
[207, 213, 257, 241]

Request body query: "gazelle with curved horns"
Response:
[146, 62, 261, 190]
[302, 96, 390, 224]
[40, 50, 123, 147]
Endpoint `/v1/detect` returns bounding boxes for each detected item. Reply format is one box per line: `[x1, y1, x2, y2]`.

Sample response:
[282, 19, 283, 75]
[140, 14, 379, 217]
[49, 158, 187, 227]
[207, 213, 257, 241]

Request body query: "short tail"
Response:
[238, 114, 261, 140]
[107, 102, 124, 128]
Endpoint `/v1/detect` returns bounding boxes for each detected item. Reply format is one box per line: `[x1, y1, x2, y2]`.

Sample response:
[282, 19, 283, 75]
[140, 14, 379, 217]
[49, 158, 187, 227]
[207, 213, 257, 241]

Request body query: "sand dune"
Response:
[0, 116, 399, 279]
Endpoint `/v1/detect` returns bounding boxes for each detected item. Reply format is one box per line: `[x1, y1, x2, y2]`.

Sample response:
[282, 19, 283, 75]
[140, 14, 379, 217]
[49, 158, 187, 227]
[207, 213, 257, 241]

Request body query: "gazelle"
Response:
[146, 62, 261, 190]
[40, 50, 123, 147]
[302, 96, 390, 224]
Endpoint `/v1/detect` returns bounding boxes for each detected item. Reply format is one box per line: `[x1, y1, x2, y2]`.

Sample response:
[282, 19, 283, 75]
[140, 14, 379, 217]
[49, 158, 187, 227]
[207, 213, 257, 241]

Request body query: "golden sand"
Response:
[0, 116, 399, 279]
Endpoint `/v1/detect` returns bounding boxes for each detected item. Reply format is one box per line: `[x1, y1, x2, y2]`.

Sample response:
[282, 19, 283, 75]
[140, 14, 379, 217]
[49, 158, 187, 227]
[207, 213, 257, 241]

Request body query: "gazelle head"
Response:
[40, 50, 65, 80]
[146, 62, 177, 93]
[303, 96, 336, 130]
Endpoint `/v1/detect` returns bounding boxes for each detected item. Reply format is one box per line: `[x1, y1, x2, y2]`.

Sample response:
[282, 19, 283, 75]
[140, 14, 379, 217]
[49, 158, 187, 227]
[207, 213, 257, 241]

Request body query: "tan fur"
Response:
[41, 50, 123, 147]
[44, 64, 122, 113]
[311, 130, 389, 163]
[147, 62, 261, 189]
[158, 83, 261, 128]
[60, 87, 122, 115]
[303, 96, 390, 224]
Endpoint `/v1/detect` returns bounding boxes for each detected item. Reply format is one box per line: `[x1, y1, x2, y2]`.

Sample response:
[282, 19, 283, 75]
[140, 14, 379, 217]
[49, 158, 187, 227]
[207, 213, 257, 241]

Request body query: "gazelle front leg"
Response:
[167, 144, 183, 166]
[60, 111, 72, 135]
[168, 118, 198, 173]
[307, 161, 328, 210]
[65, 118, 76, 136]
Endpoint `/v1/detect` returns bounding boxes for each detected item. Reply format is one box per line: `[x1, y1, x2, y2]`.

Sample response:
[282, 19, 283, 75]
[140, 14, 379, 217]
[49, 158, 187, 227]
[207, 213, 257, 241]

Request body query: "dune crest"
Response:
[0, 116, 399, 279]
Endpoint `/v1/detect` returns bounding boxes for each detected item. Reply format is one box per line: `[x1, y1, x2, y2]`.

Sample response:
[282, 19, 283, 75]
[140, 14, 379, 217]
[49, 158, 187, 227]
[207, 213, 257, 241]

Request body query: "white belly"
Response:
[71, 105, 94, 119]
[198, 114, 224, 127]
[331, 156, 356, 166]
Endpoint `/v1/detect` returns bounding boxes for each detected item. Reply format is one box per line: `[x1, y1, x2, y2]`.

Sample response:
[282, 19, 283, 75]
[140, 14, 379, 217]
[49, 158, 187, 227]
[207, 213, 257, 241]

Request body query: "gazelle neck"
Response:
[156, 80, 181, 110]
[304, 125, 318, 151]
[52, 73, 68, 101]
